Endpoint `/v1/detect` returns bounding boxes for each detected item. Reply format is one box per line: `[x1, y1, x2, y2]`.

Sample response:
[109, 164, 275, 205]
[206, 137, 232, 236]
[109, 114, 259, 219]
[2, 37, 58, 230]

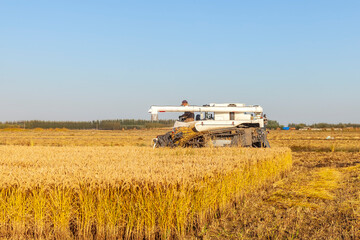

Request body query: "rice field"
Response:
[0, 128, 358, 239]
[0, 129, 292, 239]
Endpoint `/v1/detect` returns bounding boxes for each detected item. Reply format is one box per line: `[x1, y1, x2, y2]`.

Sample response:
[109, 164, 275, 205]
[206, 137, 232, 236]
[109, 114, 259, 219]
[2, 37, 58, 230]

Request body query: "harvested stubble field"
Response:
[0, 128, 359, 239]
[205, 129, 360, 239]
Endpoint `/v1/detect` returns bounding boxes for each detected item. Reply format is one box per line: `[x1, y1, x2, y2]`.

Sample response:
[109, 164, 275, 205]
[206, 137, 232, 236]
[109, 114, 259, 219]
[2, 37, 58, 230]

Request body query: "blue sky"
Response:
[1, 1, 359, 124]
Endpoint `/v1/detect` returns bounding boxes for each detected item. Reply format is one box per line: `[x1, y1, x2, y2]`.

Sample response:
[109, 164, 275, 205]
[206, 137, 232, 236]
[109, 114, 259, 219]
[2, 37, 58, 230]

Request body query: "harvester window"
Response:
[205, 113, 213, 120]
[230, 112, 235, 120]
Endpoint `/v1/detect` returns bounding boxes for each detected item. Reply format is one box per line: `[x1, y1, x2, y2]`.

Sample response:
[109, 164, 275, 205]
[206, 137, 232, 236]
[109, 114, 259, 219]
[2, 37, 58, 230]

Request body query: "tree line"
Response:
[266, 120, 360, 130]
[288, 122, 360, 130]
[0, 120, 175, 130]
[0, 119, 358, 130]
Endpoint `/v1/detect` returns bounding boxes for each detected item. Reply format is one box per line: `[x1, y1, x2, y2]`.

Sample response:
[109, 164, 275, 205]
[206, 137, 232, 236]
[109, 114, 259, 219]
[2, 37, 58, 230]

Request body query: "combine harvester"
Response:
[149, 103, 270, 148]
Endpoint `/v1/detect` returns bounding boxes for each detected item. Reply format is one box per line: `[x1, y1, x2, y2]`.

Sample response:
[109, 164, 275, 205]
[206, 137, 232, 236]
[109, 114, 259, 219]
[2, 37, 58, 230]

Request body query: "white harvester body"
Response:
[148, 103, 266, 131]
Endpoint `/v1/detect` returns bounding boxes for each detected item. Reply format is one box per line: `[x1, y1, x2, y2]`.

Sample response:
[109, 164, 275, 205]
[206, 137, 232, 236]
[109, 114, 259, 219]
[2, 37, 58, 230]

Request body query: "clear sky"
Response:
[1, 1, 359, 125]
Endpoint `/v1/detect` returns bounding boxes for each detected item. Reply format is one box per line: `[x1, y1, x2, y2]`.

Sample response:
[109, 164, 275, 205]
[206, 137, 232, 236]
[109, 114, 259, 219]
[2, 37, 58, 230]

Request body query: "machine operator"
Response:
[179, 100, 194, 122]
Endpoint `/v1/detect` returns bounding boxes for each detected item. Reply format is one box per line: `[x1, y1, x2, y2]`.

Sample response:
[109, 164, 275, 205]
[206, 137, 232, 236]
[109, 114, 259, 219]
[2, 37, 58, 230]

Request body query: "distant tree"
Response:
[266, 120, 281, 129]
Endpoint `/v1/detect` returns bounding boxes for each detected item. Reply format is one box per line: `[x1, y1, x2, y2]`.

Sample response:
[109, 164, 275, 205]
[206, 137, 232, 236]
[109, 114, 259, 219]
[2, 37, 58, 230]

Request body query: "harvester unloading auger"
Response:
[149, 103, 270, 148]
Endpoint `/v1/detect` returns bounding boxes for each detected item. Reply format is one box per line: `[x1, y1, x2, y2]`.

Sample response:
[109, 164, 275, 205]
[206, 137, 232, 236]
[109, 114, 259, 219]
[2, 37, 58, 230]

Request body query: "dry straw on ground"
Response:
[204, 130, 360, 239]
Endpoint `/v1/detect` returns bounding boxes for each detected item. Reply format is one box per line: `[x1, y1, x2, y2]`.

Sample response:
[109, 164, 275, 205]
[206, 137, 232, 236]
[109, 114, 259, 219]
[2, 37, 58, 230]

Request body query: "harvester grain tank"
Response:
[149, 103, 270, 148]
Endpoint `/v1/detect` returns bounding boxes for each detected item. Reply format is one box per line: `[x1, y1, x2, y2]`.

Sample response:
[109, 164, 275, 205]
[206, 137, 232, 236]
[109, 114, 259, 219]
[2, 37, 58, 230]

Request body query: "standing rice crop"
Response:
[0, 146, 291, 239]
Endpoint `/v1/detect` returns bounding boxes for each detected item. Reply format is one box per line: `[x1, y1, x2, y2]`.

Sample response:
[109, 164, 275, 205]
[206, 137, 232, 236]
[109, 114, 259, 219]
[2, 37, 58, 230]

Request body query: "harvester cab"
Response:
[149, 103, 270, 148]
